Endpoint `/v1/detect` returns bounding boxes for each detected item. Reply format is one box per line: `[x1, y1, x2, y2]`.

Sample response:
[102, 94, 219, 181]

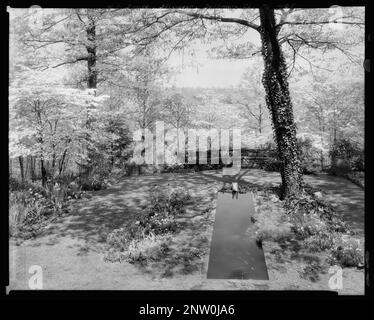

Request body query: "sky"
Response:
[167, 48, 259, 88]
[165, 27, 262, 88]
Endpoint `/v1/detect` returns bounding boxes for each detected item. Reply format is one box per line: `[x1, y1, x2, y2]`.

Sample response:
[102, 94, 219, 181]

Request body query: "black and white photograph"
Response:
[5, 4, 367, 299]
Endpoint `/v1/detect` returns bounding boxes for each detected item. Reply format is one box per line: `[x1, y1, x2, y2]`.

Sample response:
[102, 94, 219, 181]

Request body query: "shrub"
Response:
[104, 231, 171, 263]
[9, 177, 28, 192]
[45, 181, 68, 210]
[250, 190, 293, 243]
[303, 232, 336, 252]
[9, 190, 51, 239]
[352, 155, 365, 172]
[330, 138, 364, 174]
[9, 178, 72, 238]
[105, 187, 191, 263]
[77, 174, 108, 191]
[258, 142, 281, 172]
[285, 192, 351, 235]
[9, 177, 46, 195]
[254, 211, 293, 243]
[297, 137, 322, 174]
[140, 212, 178, 235]
[258, 138, 322, 174]
[45, 176, 89, 200]
[9, 201, 26, 237]
[289, 212, 329, 240]
[331, 158, 351, 176]
[148, 186, 191, 217]
[263, 159, 283, 172]
[10, 189, 54, 218]
[106, 224, 145, 251]
[125, 233, 171, 263]
[329, 237, 364, 267]
[135, 187, 191, 235]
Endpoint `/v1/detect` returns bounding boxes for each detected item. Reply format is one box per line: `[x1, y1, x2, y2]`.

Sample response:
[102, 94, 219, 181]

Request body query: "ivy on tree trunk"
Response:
[259, 6, 303, 199]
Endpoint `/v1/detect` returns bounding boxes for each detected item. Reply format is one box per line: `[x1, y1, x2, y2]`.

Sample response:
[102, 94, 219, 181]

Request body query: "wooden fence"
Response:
[9, 148, 274, 181]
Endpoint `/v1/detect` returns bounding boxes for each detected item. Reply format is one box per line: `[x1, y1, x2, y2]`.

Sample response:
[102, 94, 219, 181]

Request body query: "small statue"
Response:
[231, 182, 239, 199]
[232, 182, 238, 192]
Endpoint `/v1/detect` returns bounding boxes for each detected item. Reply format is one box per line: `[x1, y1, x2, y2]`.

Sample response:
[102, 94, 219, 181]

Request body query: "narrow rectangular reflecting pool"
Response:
[207, 192, 269, 280]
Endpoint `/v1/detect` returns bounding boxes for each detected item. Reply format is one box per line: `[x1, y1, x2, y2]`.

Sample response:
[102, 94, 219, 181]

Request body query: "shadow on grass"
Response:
[34, 172, 226, 253]
[303, 174, 364, 235]
[31, 169, 364, 255]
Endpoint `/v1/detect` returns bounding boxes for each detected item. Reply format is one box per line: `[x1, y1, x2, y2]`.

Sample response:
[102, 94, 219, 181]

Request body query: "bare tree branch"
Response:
[174, 9, 260, 31]
[277, 17, 364, 28]
[51, 56, 88, 68]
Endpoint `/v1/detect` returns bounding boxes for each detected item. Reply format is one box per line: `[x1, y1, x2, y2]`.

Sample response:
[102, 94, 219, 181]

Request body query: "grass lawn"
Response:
[8, 169, 364, 293]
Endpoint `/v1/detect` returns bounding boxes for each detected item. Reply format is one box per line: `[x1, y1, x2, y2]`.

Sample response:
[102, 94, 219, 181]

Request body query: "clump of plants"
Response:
[330, 138, 364, 176]
[285, 191, 351, 235]
[8, 175, 92, 239]
[245, 188, 293, 243]
[9, 186, 60, 239]
[105, 232, 171, 264]
[76, 173, 109, 191]
[289, 211, 329, 240]
[283, 188, 364, 270]
[106, 225, 145, 252]
[328, 237, 364, 267]
[253, 206, 293, 243]
[302, 232, 336, 252]
[104, 186, 191, 264]
[148, 186, 191, 217]
[297, 137, 322, 175]
[258, 137, 323, 174]
[126, 233, 171, 263]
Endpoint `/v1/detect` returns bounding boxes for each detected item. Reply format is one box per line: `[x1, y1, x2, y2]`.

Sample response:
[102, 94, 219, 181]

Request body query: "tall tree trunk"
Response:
[86, 14, 97, 90]
[30, 156, 35, 181]
[258, 104, 263, 134]
[25, 156, 30, 180]
[140, 100, 148, 165]
[81, 13, 97, 177]
[9, 158, 12, 177]
[41, 159, 47, 186]
[52, 156, 55, 177]
[318, 114, 325, 171]
[18, 156, 24, 182]
[110, 142, 115, 169]
[259, 6, 303, 199]
[59, 149, 68, 176]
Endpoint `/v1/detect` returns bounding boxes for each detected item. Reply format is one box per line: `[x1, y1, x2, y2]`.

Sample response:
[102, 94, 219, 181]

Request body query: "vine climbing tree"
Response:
[258, 6, 302, 198]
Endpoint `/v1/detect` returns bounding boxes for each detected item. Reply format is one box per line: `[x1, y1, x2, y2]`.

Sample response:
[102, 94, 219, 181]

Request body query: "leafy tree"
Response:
[9, 67, 108, 184]
[229, 60, 269, 135]
[11, 8, 142, 87]
[162, 90, 192, 130]
[96, 113, 133, 169]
